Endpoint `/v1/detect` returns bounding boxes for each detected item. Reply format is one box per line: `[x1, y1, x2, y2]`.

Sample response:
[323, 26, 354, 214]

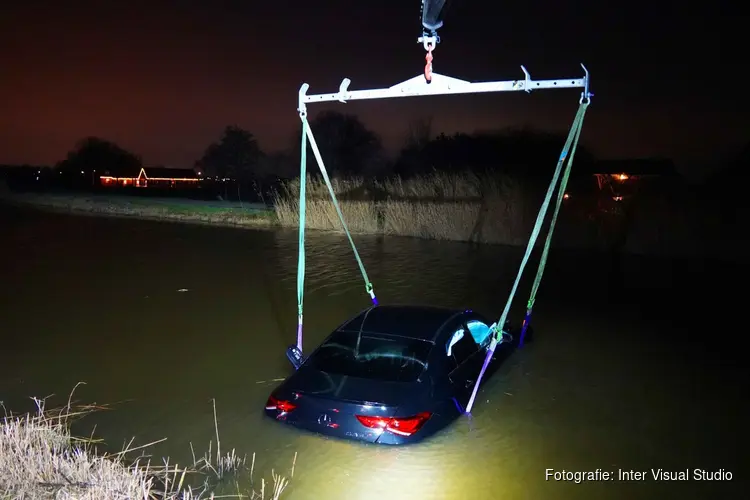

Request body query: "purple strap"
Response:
[296, 318, 303, 352]
[465, 343, 495, 413]
[519, 309, 532, 347]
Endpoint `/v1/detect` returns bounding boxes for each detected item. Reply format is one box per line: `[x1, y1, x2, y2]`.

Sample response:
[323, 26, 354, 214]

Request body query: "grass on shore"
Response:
[271, 171, 736, 257]
[2, 174, 734, 257]
[0, 189, 277, 229]
[1, 385, 290, 500]
[273, 172, 533, 245]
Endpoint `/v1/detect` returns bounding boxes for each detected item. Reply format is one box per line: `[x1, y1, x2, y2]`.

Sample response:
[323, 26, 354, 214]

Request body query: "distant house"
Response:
[589, 157, 677, 184]
[569, 158, 678, 201]
[100, 167, 201, 188]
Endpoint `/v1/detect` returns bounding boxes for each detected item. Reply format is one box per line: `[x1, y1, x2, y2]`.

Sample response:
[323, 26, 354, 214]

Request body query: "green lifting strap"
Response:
[299, 114, 376, 296]
[490, 101, 588, 344]
[296, 127, 307, 350]
[464, 100, 589, 413]
[526, 102, 589, 313]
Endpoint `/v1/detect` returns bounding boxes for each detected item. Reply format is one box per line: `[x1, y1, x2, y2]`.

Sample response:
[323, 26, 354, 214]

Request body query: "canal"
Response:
[1, 206, 744, 499]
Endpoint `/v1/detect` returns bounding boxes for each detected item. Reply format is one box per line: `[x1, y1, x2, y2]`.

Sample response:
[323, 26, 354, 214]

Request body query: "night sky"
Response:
[3, 1, 746, 180]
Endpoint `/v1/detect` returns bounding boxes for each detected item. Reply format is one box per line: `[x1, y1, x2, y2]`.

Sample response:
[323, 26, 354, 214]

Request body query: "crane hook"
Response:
[418, 33, 438, 84]
[425, 46, 434, 83]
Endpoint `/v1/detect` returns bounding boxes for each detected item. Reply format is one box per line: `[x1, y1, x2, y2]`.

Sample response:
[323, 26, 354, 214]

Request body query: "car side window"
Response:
[466, 319, 492, 346]
[445, 324, 479, 368]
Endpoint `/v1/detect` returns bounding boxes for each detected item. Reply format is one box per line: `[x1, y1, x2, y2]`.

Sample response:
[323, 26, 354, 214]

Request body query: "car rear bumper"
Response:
[263, 409, 415, 445]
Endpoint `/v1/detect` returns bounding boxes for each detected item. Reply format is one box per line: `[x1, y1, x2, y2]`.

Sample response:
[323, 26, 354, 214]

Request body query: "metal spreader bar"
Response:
[298, 64, 592, 115]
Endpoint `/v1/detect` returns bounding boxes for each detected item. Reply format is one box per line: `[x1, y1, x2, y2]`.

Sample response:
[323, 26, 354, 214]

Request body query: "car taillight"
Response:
[355, 412, 432, 437]
[265, 395, 297, 412]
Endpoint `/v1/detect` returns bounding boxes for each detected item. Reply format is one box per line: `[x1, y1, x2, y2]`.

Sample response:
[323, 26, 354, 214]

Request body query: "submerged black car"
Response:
[264, 305, 529, 445]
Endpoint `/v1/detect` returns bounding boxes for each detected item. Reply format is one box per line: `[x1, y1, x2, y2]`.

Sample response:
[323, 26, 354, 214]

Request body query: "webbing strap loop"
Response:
[295, 115, 379, 351]
[527, 101, 589, 315]
[300, 116, 374, 298]
[491, 102, 588, 345]
[464, 101, 589, 413]
[296, 124, 307, 351]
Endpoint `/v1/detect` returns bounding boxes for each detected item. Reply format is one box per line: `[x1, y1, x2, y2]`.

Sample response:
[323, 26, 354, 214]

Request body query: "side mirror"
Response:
[286, 345, 305, 370]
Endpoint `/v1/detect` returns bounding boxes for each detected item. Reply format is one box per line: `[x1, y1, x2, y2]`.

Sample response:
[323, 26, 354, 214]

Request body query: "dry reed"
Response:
[3, 171, 726, 257]
[273, 171, 533, 245]
[0, 386, 290, 500]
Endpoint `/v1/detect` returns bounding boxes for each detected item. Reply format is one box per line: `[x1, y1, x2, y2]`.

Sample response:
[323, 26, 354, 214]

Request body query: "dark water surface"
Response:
[1, 206, 746, 499]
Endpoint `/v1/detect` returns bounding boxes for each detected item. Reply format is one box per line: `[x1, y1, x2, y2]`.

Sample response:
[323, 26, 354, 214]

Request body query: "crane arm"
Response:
[421, 0, 452, 33]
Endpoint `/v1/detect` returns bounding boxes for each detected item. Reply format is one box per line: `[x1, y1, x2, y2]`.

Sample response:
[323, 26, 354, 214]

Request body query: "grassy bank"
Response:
[274, 172, 534, 246]
[272, 171, 739, 258]
[0, 187, 277, 229]
[2, 174, 737, 257]
[0, 388, 289, 499]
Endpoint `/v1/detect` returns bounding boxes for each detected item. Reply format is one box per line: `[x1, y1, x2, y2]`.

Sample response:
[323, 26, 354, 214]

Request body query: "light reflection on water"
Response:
[1, 209, 745, 500]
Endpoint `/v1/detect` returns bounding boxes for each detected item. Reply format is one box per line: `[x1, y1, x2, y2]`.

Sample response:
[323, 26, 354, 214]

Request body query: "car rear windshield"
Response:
[306, 331, 432, 383]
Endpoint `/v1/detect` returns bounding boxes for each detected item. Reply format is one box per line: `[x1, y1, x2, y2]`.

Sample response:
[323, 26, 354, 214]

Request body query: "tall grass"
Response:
[274, 171, 533, 245]
[273, 170, 736, 257]
[274, 176, 380, 233]
[4, 170, 732, 257]
[0, 387, 290, 500]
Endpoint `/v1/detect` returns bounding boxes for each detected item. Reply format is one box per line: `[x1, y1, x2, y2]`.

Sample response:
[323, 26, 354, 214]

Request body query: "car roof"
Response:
[336, 304, 466, 342]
